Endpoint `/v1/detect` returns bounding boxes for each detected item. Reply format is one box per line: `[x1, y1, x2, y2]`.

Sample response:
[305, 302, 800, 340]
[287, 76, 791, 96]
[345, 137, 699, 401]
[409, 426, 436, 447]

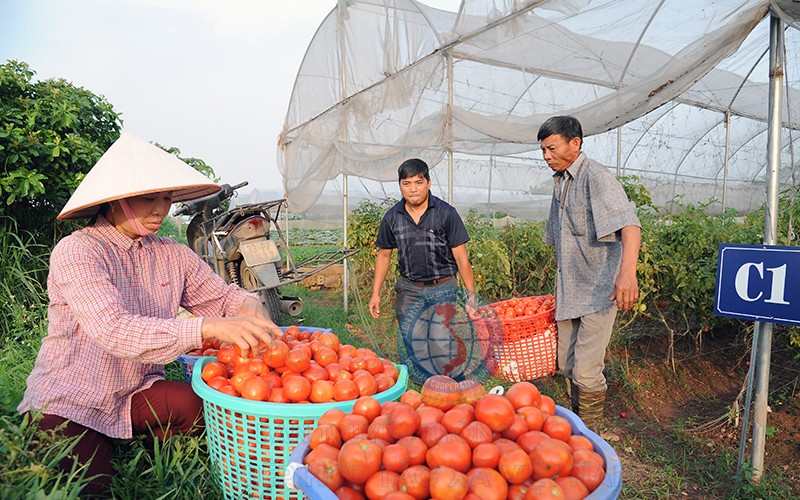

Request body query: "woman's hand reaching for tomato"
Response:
[201, 300, 280, 357]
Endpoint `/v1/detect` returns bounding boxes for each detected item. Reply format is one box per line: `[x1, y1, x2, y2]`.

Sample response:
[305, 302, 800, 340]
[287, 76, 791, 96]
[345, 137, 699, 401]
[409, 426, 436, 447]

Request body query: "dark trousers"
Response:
[36, 380, 203, 497]
[396, 276, 480, 382]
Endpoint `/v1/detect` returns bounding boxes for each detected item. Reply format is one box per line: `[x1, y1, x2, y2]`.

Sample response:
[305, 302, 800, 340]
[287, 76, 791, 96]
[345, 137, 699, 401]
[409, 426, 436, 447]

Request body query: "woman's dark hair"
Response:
[398, 158, 430, 181]
[537, 116, 583, 146]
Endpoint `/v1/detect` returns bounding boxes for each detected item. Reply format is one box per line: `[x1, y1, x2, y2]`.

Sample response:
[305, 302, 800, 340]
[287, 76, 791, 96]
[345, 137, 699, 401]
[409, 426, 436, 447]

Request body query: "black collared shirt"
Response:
[375, 194, 470, 282]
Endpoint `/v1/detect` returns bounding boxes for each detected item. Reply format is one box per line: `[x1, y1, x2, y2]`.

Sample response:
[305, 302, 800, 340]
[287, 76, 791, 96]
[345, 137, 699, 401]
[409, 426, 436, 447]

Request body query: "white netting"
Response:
[278, 0, 800, 218]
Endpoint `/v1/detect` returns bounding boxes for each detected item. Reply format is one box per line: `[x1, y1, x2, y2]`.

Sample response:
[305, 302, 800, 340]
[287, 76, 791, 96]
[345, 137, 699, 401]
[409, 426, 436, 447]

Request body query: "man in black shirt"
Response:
[370, 158, 476, 381]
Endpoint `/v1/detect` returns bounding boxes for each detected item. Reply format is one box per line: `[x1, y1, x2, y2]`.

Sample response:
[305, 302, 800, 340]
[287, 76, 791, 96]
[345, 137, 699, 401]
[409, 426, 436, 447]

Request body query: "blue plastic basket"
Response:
[192, 331, 409, 500]
[287, 404, 622, 500]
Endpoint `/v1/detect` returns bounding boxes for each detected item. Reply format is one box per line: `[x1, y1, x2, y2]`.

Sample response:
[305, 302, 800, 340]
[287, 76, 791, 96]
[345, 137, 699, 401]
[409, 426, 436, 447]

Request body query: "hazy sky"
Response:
[1, 0, 458, 195]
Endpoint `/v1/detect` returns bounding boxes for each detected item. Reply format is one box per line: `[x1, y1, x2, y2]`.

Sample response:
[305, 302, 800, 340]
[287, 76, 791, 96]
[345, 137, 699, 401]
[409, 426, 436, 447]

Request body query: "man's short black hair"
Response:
[398, 158, 430, 181]
[537, 116, 583, 146]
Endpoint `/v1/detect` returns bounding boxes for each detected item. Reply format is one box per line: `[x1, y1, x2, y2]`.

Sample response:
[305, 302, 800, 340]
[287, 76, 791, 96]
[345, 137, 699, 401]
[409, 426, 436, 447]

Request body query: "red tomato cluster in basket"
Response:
[305, 378, 606, 499]
[198, 326, 400, 403]
[487, 294, 555, 321]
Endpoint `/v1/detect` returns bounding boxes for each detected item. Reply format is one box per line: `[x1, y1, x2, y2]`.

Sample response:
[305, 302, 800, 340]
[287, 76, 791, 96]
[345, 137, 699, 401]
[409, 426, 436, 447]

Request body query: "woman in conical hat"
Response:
[18, 133, 280, 496]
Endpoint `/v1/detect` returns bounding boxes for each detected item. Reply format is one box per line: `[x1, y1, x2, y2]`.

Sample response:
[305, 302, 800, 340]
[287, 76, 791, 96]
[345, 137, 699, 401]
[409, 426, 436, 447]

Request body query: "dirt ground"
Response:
[583, 331, 800, 498]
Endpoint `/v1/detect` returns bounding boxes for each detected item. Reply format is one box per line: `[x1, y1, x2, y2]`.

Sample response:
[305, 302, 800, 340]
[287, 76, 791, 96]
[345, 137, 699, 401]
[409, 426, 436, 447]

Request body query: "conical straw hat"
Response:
[58, 132, 221, 220]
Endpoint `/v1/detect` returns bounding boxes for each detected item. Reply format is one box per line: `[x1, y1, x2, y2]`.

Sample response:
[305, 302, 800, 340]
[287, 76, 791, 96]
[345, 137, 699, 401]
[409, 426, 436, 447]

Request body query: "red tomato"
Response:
[466, 467, 509, 500]
[352, 396, 382, 423]
[441, 405, 475, 434]
[352, 371, 378, 397]
[538, 395, 557, 416]
[268, 387, 288, 402]
[286, 348, 311, 372]
[493, 437, 522, 455]
[338, 439, 382, 484]
[317, 332, 340, 351]
[498, 448, 533, 484]
[417, 422, 448, 448]
[425, 434, 472, 473]
[333, 379, 360, 401]
[307, 457, 343, 492]
[517, 406, 546, 431]
[566, 435, 594, 452]
[429, 466, 468, 500]
[382, 443, 411, 473]
[416, 406, 445, 426]
[472, 442, 500, 469]
[398, 465, 430, 500]
[525, 478, 566, 499]
[334, 486, 366, 500]
[475, 394, 516, 432]
[555, 476, 591, 498]
[304, 442, 340, 465]
[388, 403, 421, 440]
[572, 448, 605, 467]
[246, 358, 268, 376]
[239, 376, 270, 401]
[303, 364, 330, 383]
[264, 340, 289, 368]
[571, 460, 605, 492]
[373, 373, 394, 393]
[318, 408, 346, 427]
[516, 430, 551, 454]
[229, 369, 256, 393]
[396, 436, 428, 466]
[530, 438, 574, 480]
[309, 379, 335, 403]
[314, 346, 338, 367]
[502, 415, 530, 441]
[309, 423, 342, 449]
[283, 376, 312, 402]
[365, 470, 400, 499]
[201, 361, 228, 382]
[338, 413, 369, 442]
[205, 375, 230, 391]
[367, 415, 394, 442]
[542, 415, 572, 442]
[460, 420, 493, 449]
[505, 382, 542, 409]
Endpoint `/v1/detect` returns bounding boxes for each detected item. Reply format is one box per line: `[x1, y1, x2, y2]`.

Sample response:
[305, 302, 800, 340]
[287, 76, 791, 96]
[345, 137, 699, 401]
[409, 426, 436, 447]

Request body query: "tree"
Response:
[0, 60, 122, 242]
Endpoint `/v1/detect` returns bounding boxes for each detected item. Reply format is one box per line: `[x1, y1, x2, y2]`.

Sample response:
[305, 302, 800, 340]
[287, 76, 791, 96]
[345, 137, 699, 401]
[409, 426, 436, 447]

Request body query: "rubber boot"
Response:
[578, 389, 606, 431]
[565, 378, 579, 414]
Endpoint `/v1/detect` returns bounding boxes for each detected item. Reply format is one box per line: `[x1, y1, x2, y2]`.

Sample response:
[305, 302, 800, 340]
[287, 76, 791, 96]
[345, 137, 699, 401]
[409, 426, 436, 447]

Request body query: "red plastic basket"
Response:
[474, 296, 557, 382]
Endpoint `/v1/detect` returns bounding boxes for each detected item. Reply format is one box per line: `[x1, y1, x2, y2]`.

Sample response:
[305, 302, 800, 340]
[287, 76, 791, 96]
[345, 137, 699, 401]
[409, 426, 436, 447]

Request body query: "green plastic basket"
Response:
[192, 356, 408, 500]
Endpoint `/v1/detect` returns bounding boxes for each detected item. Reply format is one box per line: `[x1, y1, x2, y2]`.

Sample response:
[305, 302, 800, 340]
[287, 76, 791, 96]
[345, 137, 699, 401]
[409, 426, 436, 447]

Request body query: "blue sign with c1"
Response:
[714, 244, 800, 326]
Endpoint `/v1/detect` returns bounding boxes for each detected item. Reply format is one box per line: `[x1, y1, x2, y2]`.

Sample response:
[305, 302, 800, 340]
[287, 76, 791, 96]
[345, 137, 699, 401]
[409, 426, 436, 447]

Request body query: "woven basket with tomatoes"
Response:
[472, 295, 557, 382]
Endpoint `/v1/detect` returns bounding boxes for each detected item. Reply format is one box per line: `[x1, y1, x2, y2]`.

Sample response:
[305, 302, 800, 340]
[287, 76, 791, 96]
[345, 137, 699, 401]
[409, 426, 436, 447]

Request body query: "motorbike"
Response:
[173, 181, 358, 325]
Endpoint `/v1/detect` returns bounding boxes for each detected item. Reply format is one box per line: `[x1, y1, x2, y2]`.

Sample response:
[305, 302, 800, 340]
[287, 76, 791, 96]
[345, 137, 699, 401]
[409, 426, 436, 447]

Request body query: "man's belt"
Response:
[407, 275, 454, 286]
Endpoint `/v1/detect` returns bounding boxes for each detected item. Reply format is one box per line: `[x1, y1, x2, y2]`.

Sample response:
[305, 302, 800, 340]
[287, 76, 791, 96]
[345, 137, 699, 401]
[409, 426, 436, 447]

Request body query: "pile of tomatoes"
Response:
[197, 326, 400, 403]
[487, 295, 556, 321]
[303, 380, 606, 499]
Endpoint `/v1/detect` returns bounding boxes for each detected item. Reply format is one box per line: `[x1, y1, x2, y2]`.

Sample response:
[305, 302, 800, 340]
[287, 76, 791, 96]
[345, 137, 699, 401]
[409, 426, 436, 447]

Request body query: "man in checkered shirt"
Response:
[538, 116, 642, 430]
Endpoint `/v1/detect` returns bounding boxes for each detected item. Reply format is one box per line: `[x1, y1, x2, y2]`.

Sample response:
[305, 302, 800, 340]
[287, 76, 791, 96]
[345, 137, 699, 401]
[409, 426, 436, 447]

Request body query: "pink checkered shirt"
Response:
[18, 216, 254, 438]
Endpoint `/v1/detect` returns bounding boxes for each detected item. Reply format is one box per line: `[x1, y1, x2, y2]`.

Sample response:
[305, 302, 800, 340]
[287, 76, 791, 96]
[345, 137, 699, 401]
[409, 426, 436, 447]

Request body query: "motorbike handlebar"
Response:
[172, 181, 249, 217]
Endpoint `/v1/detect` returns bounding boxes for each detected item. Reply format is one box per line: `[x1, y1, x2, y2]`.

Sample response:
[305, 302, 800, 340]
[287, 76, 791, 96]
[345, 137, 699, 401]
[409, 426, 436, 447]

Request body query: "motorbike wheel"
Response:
[239, 262, 283, 326]
[262, 288, 282, 327]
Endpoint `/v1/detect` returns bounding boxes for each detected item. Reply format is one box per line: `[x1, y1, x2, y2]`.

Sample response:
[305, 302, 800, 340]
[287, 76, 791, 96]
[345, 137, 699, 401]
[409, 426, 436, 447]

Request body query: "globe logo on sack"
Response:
[397, 284, 501, 385]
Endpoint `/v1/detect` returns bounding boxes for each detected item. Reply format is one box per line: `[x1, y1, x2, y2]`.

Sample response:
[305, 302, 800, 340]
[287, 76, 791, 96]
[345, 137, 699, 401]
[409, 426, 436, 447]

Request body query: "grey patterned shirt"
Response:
[544, 153, 641, 321]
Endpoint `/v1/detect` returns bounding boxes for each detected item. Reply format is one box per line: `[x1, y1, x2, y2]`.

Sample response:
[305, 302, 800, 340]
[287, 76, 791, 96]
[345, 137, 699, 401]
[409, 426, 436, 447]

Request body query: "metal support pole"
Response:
[750, 13, 783, 481]
[616, 126, 622, 176]
[338, 2, 349, 314]
[447, 52, 454, 204]
[722, 111, 731, 211]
